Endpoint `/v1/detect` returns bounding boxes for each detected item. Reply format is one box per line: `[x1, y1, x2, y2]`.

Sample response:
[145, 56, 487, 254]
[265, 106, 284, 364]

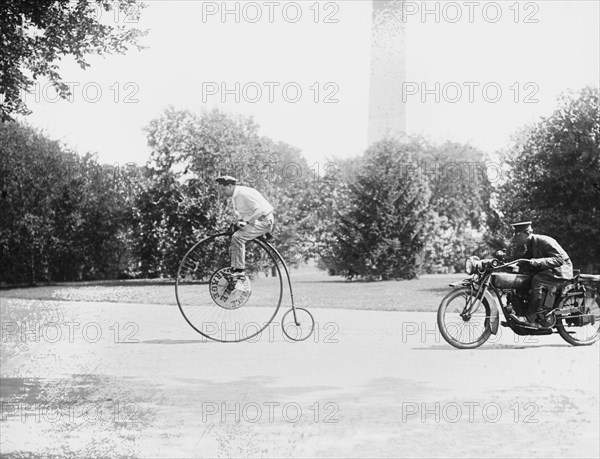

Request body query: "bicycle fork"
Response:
[256, 239, 300, 326]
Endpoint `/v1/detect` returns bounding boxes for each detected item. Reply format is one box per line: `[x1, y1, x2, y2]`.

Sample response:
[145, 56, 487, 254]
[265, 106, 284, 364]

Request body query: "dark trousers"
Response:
[528, 273, 568, 319]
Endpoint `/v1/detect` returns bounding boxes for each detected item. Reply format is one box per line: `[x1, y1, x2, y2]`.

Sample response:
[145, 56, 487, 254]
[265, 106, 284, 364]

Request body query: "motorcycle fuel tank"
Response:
[491, 273, 532, 290]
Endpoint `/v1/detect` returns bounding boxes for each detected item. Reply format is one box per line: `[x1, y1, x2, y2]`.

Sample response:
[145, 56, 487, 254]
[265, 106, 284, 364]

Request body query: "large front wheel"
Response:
[176, 233, 283, 342]
[437, 288, 492, 349]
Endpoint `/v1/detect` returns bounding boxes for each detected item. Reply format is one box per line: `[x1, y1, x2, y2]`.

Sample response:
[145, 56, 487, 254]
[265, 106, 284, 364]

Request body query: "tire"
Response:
[556, 294, 600, 346]
[175, 233, 283, 342]
[437, 288, 492, 349]
[281, 307, 315, 342]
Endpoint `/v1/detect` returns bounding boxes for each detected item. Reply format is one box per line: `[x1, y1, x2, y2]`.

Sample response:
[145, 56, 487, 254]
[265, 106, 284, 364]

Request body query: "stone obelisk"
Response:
[368, 0, 406, 145]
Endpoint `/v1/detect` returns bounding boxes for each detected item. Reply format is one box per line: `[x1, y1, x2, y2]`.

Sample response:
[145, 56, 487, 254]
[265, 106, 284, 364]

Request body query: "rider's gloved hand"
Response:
[518, 259, 539, 268]
[235, 220, 248, 229]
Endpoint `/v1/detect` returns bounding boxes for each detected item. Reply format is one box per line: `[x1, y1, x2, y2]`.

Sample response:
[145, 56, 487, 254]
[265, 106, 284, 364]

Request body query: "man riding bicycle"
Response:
[215, 175, 275, 291]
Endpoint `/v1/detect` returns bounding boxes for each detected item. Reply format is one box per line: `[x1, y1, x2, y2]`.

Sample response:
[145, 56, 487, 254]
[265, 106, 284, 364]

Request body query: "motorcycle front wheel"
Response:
[437, 288, 492, 349]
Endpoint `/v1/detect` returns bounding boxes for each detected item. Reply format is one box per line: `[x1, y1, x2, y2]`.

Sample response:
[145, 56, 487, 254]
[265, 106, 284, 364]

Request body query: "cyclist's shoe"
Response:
[228, 268, 246, 279]
[227, 278, 247, 302]
[226, 270, 247, 296]
[232, 277, 246, 291]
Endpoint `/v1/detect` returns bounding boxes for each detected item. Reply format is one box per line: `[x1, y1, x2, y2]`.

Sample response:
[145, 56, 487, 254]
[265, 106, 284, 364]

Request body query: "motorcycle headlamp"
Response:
[465, 256, 501, 274]
[465, 256, 480, 275]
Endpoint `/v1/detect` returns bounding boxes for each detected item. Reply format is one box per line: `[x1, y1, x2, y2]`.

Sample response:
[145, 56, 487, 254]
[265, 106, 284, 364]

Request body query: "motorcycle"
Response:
[437, 255, 600, 349]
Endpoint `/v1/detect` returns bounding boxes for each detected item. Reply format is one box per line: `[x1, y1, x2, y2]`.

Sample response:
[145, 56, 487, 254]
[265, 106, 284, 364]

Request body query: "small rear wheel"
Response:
[281, 308, 315, 341]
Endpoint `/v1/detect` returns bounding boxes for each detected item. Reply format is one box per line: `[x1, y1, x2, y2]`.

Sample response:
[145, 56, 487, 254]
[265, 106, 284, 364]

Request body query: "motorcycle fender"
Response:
[449, 279, 472, 288]
[449, 284, 500, 335]
[486, 289, 500, 335]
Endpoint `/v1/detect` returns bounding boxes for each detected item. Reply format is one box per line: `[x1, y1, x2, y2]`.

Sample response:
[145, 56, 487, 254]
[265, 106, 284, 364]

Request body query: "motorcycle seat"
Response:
[579, 274, 600, 283]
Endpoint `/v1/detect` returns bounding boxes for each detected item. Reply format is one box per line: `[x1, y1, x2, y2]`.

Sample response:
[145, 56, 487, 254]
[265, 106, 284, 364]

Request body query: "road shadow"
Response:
[139, 339, 214, 345]
[1, 279, 177, 291]
[416, 343, 574, 351]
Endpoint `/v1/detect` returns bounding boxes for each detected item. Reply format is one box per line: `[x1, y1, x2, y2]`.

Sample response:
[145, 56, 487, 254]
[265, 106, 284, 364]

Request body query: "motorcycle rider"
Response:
[509, 221, 573, 327]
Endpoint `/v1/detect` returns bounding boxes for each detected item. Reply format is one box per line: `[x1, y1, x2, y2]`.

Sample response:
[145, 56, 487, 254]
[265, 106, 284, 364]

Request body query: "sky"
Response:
[17, 0, 600, 167]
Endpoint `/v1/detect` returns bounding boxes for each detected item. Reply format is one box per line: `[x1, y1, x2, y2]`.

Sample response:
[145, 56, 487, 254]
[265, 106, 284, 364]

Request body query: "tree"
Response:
[140, 107, 315, 277]
[1, 121, 72, 283]
[293, 158, 354, 273]
[1, 0, 146, 121]
[420, 141, 495, 273]
[0, 122, 140, 284]
[497, 87, 600, 271]
[329, 138, 431, 280]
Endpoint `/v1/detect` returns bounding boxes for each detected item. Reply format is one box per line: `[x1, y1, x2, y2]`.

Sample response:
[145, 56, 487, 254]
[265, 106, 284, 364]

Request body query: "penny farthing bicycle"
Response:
[175, 226, 315, 342]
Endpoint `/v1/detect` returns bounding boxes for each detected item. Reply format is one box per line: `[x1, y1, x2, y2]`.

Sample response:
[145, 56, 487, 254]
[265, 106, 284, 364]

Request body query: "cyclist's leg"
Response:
[230, 217, 273, 270]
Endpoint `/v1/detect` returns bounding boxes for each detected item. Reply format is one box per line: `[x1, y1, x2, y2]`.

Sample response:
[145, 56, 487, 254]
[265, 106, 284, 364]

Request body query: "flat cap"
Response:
[511, 221, 533, 233]
[215, 175, 237, 185]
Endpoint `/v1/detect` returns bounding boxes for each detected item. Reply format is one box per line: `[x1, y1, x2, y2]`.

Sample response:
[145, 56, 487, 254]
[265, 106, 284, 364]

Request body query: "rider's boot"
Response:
[509, 313, 539, 328]
[511, 288, 545, 328]
[227, 268, 247, 298]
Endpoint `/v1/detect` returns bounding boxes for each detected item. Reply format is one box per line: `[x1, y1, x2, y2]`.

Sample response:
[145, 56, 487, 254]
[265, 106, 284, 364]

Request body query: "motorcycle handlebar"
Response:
[494, 259, 527, 271]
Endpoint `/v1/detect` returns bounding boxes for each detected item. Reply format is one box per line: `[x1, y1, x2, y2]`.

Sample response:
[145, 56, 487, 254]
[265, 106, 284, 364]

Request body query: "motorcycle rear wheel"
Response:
[437, 288, 492, 349]
[555, 294, 600, 346]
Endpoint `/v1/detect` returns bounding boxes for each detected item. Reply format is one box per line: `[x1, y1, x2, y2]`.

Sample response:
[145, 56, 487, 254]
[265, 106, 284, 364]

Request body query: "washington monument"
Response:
[368, 0, 407, 145]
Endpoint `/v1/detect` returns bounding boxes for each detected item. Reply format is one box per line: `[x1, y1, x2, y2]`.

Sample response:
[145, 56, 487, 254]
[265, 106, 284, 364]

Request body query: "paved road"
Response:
[1, 299, 599, 458]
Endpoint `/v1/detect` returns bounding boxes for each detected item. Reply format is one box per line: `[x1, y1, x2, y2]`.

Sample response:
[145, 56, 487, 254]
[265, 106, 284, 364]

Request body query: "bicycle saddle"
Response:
[260, 232, 273, 241]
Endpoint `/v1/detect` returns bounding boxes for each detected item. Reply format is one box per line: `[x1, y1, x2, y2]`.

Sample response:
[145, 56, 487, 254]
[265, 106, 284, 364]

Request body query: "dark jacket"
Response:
[525, 234, 573, 279]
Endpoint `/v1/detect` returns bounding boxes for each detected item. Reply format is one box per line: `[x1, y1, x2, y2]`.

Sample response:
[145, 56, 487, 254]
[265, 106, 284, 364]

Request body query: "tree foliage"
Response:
[0, 122, 136, 283]
[496, 86, 600, 271]
[420, 141, 495, 273]
[329, 138, 431, 280]
[0, 110, 339, 284]
[1, 0, 146, 120]
[137, 108, 319, 277]
[293, 161, 352, 272]
[318, 136, 495, 278]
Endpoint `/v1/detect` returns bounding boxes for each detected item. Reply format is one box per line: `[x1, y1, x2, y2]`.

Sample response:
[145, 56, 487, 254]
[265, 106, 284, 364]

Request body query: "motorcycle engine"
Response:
[507, 290, 529, 316]
[538, 311, 557, 328]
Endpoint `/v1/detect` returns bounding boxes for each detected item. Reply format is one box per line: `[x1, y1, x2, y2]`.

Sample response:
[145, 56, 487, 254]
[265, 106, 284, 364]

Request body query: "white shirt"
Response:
[231, 185, 274, 223]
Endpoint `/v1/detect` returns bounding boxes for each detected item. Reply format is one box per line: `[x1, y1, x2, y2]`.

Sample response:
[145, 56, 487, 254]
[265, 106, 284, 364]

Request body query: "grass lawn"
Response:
[0, 264, 466, 312]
